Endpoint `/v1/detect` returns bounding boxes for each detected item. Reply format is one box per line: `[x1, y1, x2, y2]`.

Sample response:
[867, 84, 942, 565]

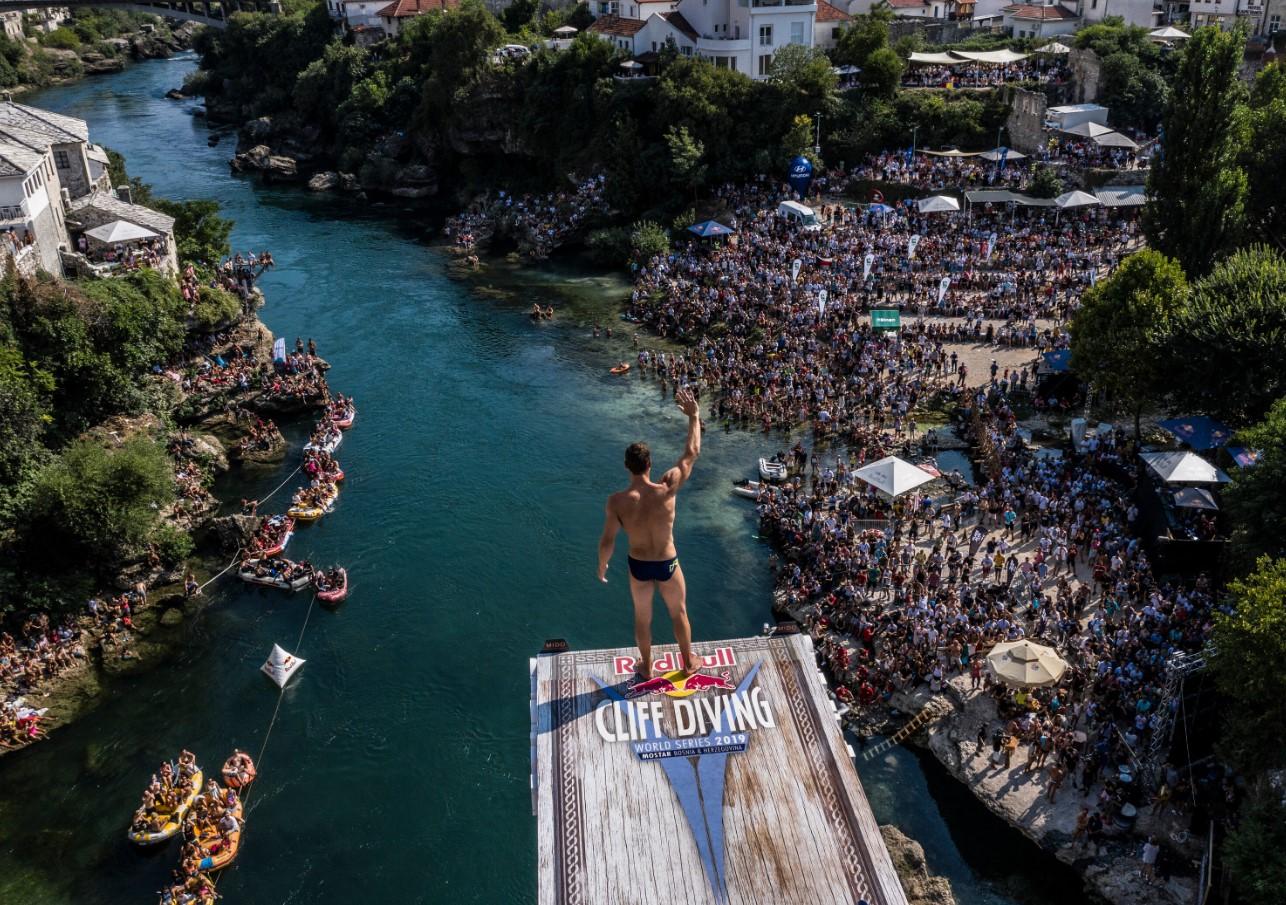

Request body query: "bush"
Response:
[192, 285, 242, 330]
[25, 436, 174, 567]
[40, 27, 81, 50]
[152, 522, 194, 565]
[1028, 166, 1063, 198]
[586, 227, 630, 267]
[629, 220, 669, 263]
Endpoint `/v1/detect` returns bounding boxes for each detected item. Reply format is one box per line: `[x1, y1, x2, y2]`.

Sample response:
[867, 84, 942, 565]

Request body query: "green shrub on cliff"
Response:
[25, 435, 175, 569]
[193, 285, 242, 331]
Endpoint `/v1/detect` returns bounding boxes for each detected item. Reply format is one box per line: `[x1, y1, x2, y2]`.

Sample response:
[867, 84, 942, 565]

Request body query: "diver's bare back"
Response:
[608, 479, 679, 560]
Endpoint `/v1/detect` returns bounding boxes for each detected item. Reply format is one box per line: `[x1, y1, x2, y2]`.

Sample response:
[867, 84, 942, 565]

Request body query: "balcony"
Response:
[739, 0, 816, 7]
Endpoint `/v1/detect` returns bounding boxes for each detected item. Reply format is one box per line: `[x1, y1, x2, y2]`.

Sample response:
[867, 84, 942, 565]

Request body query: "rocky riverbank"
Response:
[1, 297, 332, 757]
[881, 825, 958, 905]
[13, 19, 200, 95]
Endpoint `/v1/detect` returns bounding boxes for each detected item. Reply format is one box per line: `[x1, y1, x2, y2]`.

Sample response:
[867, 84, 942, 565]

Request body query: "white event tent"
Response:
[917, 195, 961, 213]
[1140, 451, 1231, 484]
[853, 456, 937, 498]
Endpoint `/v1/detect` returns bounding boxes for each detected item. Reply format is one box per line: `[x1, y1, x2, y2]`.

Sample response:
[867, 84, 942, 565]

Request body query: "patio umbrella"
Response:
[853, 455, 936, 498]
[553, 25, 578, 35]
[1054, 190, 1100, 208]
[987, 640, 1068, 688]
[1140, 450, 1231, 484]
[1037, 41, 1072, 54]
[1158, 415, 1232, 450]
[687, 220, 735, 238]
[84, 220, 159, 243]
[917, 195, 961, 213]
[1092, 130, 1139, 149]
[1173, 488, 1218, 511]
[1059, 121, 1116, 139]
[1149, 26, 1190, 40]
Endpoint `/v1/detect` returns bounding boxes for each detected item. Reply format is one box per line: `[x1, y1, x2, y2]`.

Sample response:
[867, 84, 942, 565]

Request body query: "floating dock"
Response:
[530, 628, 909, 905]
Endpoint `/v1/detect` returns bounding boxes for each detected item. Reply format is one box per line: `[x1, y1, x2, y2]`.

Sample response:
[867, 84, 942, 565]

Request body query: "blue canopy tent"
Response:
[1042, 350, 1072, 373]
[687, 220, 734, 238]
[1158, 416, 1233, 450]
[1227, 446, 1261, 468]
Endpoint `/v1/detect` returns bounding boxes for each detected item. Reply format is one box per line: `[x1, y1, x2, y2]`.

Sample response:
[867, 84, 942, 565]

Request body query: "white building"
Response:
[1001, 1, 1081, 36]
[814, 0, 852, 47]
[1189, 0, 1263, 28]
[589, 0, 821, 79]
[1, 11, 24, 39]
[1070, 0, 1159, 26]
[0, 102, 174, 277]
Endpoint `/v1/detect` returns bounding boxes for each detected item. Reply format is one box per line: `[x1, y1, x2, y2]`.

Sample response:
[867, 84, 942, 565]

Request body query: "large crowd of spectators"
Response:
[445, 174, 606, 258]
[901, 60, 1070, 89]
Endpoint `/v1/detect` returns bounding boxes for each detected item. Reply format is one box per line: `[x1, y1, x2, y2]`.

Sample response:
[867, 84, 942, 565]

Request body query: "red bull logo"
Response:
[627, 670, 738, 699]
[613, 647, 735, 678]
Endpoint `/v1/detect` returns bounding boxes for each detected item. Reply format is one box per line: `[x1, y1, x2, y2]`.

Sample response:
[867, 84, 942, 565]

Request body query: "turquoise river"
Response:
[0, 53, 1085, 905]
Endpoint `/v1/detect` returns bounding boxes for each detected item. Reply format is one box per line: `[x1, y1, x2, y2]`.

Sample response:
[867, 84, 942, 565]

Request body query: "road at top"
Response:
[0, 53, 1081, 905]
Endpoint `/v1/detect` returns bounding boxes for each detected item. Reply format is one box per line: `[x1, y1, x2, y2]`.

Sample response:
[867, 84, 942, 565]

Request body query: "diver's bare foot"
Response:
[680, 658, 701, 679]
[634, 665, 653, 682]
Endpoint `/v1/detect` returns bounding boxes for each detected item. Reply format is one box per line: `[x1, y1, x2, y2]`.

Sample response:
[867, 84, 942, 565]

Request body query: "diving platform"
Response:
[530, 628, 910, 905]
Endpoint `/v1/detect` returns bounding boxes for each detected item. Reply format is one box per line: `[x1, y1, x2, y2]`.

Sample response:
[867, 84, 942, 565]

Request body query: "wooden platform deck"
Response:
[530, 629, 909, 905]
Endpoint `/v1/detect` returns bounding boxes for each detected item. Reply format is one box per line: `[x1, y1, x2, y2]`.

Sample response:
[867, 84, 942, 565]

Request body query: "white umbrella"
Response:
[987, 640, 1068, 688]
[1037, 41, 1072, 54]
[84, 220, 159, 243]
[853, 455, 936, 498]
[978, 148, 1028, 162]
[1149, 26, 1190, 40]
[1092, 130, 1139, 149]
[1140, 451, 1231, 484]
[1054, 190, 1100, 209]
[553, 25, 578, 35]
[620, 60, 643, 70]
[917, 195, 961, 213]
[1059, 120, 1116, 139]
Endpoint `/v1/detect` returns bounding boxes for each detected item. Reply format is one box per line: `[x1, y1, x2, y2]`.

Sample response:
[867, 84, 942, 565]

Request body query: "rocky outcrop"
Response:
[444, 77, 532, 158]
[207, 514, 259, 552]
[80, 52, 126, 75]
[308, 171, 340, 192]
[231, 145, 300, 180]
[880, 826, 957, 905]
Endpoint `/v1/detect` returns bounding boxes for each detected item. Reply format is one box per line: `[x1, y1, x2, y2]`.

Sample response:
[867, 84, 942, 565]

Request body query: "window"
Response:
[1270, 14, 1281, 31]
[759, 24, 772, 45]
[758, 52, 772, 75]
[1091, 0, 1097, 7]
[790, 21, 803, 44]
[681, 46, 692, 55]
[832, 26, 840, 39]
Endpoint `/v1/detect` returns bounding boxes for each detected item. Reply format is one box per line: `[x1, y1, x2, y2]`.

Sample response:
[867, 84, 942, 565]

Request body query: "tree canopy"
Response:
[1069, 249, 1189, 436]
[1222, 397, 1286, 565]
[1167, 245, 1286, 426]
[1144, 26, 1249, 277]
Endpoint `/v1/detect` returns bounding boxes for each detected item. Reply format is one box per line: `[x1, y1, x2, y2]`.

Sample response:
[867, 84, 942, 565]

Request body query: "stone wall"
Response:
[1068, 47, 1103, 104]
[1005, 87, 1048, 154]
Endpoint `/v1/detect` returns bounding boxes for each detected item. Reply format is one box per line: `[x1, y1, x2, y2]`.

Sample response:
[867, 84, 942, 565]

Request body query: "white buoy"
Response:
[261, 643, 305, 688]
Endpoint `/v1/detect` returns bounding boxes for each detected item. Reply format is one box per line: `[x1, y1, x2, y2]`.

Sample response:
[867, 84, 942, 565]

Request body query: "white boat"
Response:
[759, 458, 788, 483]
[237, 560, 314, 591]
[732, 479, 766, 500]
[303, 430, 342, 455]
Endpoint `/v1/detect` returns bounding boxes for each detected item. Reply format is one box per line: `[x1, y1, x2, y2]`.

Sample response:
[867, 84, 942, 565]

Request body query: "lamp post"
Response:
[911, 124, 919, 159]
[813, 112, 822, 157]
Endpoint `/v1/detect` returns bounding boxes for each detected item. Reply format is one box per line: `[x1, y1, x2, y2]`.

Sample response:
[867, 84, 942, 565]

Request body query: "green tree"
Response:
[629, 220, 669, 263]
[1098, 50, 1169, 132]
[1167, 245, 1286, 426]
[780, 114, 818, 170]
[1244, 63, 1286, 244]
[25, 436, 175, 568]
[1209, 556, 1286, 773]
[1222, 397, 1286, 565]
[768, 43, 837, 103]
[1222, 779, 1286, 905]
[1069, 249, 1190, 438]
[1144, 26, 1249, 277]
[1027, 165, 1062, 198]
[859, 47, 903, 100]
[665, 124, 707, 203]
[149, 198, 234, 265]
[833, 10, 892, 69]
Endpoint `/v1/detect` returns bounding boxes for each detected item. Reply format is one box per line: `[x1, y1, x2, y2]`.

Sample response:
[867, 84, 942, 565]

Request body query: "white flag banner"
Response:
[863, 253, 875, 280]
[937, 276, 951, 305]
[272, 338, 286, 362]
[791, 259, 802, 282]
[817, 290, 828, 316]
[907, 234, 921, 259]
[985, 231, 997, 262]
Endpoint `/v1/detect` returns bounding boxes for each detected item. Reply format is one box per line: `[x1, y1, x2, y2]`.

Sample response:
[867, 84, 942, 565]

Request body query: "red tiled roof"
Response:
[660, 10, 699, 40]
[1002, 2, 1079, 18]
[816, 0, 853, 21]
[886, 0, 929, 8]
[588, 14, 648, 36]
[376, 0, 458, 18]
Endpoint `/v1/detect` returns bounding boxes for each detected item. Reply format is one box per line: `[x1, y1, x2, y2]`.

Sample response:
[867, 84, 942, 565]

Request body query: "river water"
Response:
[0, 54, 1083, 905]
